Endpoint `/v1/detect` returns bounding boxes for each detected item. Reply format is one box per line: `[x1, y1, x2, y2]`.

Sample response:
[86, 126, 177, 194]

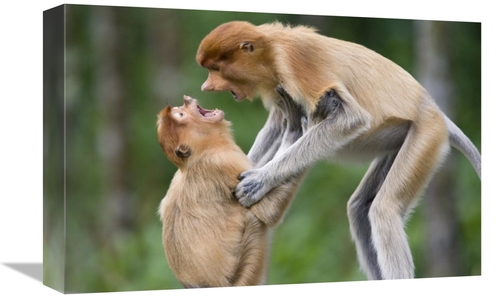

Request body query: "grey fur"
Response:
[237, 89, 371, 206]
[444, 114, 481, 178]
[247, 106, 285, 168]
[347, 153, 398, 280]
[247, 86, 307, 168]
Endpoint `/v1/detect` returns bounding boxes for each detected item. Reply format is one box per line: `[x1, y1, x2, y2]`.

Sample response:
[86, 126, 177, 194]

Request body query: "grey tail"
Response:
[444, 114, 481, 179]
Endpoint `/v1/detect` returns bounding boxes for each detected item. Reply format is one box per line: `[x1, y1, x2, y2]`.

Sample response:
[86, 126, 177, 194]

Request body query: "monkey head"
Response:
[196, 21, 277, 102]
[157, 95, 228, 168]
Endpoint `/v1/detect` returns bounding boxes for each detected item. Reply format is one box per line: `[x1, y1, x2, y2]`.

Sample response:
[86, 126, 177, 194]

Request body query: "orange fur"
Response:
[197, 21, 426, 122]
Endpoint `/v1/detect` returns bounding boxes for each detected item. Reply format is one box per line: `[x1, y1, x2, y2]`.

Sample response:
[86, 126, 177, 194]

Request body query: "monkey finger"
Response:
[238, 194, 260, 208]
[237, 168, 257, 181]
[235, 181, 262, 207]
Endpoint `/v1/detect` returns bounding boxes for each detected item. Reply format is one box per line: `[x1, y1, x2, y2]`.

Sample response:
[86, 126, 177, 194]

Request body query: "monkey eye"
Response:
[209, 66, 220, 71]
[173, 112, 184, 119]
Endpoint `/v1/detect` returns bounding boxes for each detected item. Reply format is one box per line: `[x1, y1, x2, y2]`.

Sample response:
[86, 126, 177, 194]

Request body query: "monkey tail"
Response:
[444, 115, 481, 179]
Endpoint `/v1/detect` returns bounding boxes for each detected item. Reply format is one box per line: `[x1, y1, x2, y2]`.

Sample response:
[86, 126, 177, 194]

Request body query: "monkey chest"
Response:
[161, 202, 247, 284]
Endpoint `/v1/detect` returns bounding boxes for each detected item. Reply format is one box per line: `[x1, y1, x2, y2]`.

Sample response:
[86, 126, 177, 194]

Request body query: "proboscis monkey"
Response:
[157, 95, 304, 287]
[196, 21, 481, 280]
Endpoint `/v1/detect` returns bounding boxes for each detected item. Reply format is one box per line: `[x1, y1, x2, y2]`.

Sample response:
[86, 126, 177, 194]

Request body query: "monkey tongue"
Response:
[197, 105, 218, 118]
[204, 111, 217, 117]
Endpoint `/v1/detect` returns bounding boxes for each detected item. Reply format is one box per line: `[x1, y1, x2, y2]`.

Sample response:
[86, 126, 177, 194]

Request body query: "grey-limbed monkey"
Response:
[196, 21, 481, 280]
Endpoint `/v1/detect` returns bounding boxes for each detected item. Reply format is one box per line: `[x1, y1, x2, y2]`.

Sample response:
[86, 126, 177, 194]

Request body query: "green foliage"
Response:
[43, 4, 481, 293]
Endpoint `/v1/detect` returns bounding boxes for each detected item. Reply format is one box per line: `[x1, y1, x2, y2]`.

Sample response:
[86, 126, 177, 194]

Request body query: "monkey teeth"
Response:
[197, 105, 219, 118]
[205, 109, 218, 117]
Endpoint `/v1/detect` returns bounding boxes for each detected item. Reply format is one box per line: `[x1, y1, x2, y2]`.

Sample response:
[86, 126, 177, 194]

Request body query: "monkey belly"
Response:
[162, 204, 249, 287]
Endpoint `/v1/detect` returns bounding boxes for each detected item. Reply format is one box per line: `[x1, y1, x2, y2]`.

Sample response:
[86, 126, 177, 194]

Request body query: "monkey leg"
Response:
[231, 216, 270, 286]
[368, 117, 449, 279]
[347, 152, 397, 280]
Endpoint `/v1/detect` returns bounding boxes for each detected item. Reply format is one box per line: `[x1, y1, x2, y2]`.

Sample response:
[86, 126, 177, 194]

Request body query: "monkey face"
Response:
[196, 21, 276, 101]
[157, 95, 227, 166]
[198, 52, 258, 101]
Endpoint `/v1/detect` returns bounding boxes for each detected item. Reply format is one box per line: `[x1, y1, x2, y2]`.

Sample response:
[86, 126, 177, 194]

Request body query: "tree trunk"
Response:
[92, 7, 135, 237]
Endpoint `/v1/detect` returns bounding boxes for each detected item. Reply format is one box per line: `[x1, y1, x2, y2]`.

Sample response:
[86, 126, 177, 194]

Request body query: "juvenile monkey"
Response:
[157, 95, 303, 287]
[196, 21, 481, 280]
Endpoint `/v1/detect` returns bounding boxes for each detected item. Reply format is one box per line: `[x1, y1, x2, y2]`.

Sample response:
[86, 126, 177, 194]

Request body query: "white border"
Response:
[1, 1, 497, 297]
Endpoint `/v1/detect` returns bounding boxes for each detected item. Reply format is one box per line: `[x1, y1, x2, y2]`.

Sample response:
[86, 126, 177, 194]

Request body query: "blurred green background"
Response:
[43, 4, 481, 293]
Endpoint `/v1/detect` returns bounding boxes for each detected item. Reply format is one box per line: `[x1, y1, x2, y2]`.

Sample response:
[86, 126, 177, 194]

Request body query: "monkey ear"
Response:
[239, 42, 254, 53]
[175, 144, 191, 158]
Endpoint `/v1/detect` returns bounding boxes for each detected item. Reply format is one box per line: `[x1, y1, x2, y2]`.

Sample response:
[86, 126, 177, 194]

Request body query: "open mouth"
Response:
[197, 104, 219, 118]
[229, 90, 245, 101]
[183, 95, 224, 122]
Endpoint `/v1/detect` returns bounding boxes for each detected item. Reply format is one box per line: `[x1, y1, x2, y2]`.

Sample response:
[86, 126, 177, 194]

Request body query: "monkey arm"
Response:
[273, 86, 307, 157]
[236, 88, 372, 207]
[249, 87, 308, 226]
[247, 104, 286, 168]
[248, 86, 307, 167]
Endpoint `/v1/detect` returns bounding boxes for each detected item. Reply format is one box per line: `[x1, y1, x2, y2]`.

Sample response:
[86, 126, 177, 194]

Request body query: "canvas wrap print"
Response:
[43, 4, 481, 294]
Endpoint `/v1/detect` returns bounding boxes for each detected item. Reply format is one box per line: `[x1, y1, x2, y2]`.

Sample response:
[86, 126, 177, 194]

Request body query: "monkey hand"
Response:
[236, 168, 273, 207]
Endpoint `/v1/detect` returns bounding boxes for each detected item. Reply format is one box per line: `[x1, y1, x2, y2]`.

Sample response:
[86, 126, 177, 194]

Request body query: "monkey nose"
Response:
[183, 95, 194, 105]
[201, 81, 213, 92]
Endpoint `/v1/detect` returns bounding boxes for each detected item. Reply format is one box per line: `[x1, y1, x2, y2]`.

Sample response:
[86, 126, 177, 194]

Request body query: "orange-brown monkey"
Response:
[157, 95, 303, 287]
[196, 21, 481, 280]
